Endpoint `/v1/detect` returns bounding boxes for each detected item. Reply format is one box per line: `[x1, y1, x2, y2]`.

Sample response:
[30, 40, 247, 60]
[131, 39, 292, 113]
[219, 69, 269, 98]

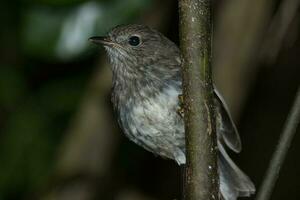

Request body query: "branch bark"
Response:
[256, 87, 300, 200]
[178, 0, 219, 199]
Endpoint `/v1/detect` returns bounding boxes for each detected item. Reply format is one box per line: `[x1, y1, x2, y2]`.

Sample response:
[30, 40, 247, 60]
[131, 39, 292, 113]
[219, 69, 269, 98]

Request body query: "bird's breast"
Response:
[112, 78, 186, 162]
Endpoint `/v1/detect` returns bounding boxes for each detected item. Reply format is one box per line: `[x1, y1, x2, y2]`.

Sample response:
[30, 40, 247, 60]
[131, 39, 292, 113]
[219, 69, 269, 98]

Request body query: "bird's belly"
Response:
[123, 87, 185, 161]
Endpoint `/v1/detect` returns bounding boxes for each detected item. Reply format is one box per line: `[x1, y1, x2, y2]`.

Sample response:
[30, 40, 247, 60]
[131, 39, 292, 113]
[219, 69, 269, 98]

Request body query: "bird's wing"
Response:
[214, 89, 242, 153]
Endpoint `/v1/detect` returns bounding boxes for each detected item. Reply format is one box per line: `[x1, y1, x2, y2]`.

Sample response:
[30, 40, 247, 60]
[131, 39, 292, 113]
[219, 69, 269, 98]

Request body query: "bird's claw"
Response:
[177, 94, 184, 118]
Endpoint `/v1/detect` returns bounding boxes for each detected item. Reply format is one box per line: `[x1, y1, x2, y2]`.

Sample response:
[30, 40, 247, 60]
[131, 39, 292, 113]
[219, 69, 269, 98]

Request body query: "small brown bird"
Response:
[90, 24, 255, 200]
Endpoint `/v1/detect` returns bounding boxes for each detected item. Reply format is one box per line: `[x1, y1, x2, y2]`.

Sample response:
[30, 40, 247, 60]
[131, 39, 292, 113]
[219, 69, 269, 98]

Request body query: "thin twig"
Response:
[256, 87, 300, 200]
[178, 0, 219, 199]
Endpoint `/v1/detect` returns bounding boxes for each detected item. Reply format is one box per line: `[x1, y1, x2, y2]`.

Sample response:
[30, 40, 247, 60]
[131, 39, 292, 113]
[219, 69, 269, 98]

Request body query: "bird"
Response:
[89, 24, 255, 200]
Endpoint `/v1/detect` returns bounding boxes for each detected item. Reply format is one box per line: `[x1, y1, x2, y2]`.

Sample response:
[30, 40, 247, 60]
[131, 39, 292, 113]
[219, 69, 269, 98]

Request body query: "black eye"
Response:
[128, 36, 140, 46]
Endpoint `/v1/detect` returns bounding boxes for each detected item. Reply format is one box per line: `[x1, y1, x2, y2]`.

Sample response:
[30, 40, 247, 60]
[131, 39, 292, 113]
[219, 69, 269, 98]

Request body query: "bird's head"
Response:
[89, 24, 181, 74]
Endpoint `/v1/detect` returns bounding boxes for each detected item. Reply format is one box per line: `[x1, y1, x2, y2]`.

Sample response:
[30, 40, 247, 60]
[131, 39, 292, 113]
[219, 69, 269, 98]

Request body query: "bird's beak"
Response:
[89, 36, 113, 46]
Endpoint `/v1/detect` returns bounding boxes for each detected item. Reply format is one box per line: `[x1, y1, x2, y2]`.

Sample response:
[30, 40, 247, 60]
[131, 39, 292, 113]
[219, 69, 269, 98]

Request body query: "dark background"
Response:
[0, 0, 299, 200]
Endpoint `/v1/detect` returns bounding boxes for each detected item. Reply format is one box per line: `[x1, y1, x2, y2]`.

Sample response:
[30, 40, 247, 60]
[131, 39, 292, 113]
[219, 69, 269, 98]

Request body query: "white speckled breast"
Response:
[124, 85, 186, 164]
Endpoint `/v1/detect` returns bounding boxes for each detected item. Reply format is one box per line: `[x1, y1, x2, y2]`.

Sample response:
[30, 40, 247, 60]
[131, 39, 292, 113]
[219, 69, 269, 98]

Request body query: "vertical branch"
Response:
[178, 0, 219, 200]
[256, 87, 300, 200]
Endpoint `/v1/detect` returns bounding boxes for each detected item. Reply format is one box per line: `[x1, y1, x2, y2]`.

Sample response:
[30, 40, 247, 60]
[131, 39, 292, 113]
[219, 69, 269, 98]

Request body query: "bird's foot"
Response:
[177, 94, 184, 118]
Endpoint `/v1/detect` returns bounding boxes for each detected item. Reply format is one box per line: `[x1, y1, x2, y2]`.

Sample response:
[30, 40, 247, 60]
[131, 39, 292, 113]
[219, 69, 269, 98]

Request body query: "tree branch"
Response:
[256, 87, 300, 200]
[178, 0, 219, 199]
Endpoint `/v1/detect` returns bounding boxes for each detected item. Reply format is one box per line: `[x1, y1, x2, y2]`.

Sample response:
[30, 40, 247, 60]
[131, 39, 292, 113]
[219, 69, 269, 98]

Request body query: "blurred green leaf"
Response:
[37, 77, 84, 114]
[0, 101, 53, 197]
[0, 66, 27, 109]
[22, 0, 153, 61]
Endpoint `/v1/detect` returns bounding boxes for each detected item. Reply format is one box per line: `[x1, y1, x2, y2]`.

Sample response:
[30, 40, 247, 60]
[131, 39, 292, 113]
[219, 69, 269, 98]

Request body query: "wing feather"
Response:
[214, 89, 242, 153]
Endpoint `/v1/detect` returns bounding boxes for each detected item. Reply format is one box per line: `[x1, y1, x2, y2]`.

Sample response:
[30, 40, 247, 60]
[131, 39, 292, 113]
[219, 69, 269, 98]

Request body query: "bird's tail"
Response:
[218, 143, 255, 200]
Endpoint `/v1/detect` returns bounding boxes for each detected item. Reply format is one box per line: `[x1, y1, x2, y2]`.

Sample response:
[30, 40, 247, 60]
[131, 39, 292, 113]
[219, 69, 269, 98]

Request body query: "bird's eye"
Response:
[128, 36, 140, 46]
